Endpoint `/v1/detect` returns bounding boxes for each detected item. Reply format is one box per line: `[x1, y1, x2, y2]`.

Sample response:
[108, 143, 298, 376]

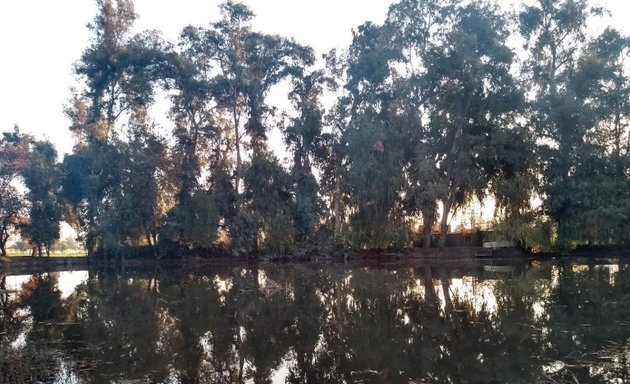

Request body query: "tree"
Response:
[384, 0, 447, 248]
[0, 191, 25, 257]
[168, 27, 219, 202]
[21, 141, 61, 256]
[551, 28, 630, 245]
[332, 0, 525, 248]
[425, 2, 524, 246]
[518, 0, 591, 245]
[64, 0, 174, 257]
[202, 1, 315, 204]
[330, 20, 411, 248]
[162, 191, 220, 250]
[95, 111, 173, 257]
[71, 0, 172, 142]
[239, 152, 295, 254]
[519, 0, 630, 245]
[284, 71, 329, 243]
[0, 127, 30, 257]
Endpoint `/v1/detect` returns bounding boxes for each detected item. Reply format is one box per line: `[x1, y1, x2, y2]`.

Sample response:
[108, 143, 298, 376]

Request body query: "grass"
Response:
[4, 250, 87, 258]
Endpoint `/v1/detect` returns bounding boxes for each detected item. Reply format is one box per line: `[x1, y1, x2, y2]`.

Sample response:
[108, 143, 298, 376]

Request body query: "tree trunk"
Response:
[439, 201, 451, 248]
[179, 125, 199, 201]
[146, 232, 158, 259]
[421, 208, 435, 249]
[0, 226, 7, 257]
[0, 276, 7, 308]
[333, 172, 342, 241]
[233, 104, 243, 210]
[441, 271, 454, 319]
[421, 267, 438, 309]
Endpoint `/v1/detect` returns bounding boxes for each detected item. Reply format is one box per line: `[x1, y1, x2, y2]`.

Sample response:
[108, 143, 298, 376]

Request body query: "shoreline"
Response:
[2, 245, 629, 276]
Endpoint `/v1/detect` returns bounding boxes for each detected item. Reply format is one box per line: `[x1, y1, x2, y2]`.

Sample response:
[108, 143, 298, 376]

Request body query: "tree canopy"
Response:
[1, 0, 629, 257]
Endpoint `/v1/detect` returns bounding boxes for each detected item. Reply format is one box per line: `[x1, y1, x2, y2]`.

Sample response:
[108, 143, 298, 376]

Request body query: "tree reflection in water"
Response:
[0, 260, 630, 383]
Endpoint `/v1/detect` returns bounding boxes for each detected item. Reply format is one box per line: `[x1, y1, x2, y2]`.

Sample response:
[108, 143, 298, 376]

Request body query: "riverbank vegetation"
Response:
[1, 0, 629, 259]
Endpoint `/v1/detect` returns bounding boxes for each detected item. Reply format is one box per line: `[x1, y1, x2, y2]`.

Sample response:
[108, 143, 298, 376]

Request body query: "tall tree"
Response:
[98, 110, 172, 256]
[64, 0, 174, 256]
[168, 26, 220, 202]
[21, 141, 61, 256]
[520, 0, 630, 245]
[334, 0, 526, 248]
[205, 1, 315, 203]
[553, 28, 630, 244]
[284, 71, 329, 243]
[384, 0, 446, 248]
[0, 127, 30, 257]
[422, 2, 523, 246]
[331, 20, 411, 248]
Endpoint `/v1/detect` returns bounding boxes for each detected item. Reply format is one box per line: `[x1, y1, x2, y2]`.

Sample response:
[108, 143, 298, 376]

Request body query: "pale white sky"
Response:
[0, 0, 628, 156]
[0, 0, 392, 155]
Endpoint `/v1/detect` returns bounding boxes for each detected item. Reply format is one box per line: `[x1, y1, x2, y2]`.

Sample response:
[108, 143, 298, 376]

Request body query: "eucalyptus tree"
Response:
[565, 29, 630, 244]
[97, 111, 172, 256]
[21, 141, 61, 256]
[425, 3, 524, 246]
[239, 152, 296, 254]
[335, 0, 526, 248]
[71, 0, 172, 142]
[553, 28, 630, 244]
[163, 22, 237, 251]
[588, 29, 630, 169]
[284, 71, 329, 243]
[63, 0, 174, 255]
[184, 1, 315, 207]
[519, 0, 630, 244]
[317, 49, 352, 242]
[323, 3, 432, 247]
[0, 127, 30, 256]
[331, 20, 412, 248]
[212, 1, 315, 252]
[165, 2, 315, 253]
[384, 0, 446, 248]
[168, 26, 221, 203]
[518, 0, 591, 244]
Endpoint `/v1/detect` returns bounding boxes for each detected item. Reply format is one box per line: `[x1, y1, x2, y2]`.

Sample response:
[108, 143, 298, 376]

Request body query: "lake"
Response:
[1, 258, 629, 383]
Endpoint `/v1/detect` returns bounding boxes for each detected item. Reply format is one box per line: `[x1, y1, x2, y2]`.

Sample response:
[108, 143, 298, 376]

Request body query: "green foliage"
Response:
[0, 127, 30, 256]
[21, 141, 61, 256]
[284, 71, 328, 243]
[520, 0, 630, 246]
[292, 171, 320, 243]
[492, 212, 555, 252]
[7, 0, 630, 258]
[344, 114, 408, 248]
[241, 153, 296, 254]
[163, 191, 219, 249]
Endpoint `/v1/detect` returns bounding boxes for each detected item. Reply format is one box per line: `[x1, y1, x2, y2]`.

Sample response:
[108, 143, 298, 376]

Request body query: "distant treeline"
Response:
[1, 0, 629, 258]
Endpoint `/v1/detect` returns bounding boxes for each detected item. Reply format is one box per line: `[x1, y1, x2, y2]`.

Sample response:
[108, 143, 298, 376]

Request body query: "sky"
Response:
[0, 0, 629, 156]
[0, 0, 392, 155]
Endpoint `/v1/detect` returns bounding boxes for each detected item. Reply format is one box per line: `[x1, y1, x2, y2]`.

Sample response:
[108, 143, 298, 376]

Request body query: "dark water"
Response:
[1, 259, 630, 383]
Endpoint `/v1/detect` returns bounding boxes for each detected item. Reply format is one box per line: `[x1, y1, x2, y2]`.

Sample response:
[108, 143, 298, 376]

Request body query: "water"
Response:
[1, 259, 629, 383]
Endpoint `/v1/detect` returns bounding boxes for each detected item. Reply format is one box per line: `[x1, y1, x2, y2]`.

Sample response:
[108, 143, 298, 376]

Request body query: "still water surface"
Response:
[1, 259, 629, 383]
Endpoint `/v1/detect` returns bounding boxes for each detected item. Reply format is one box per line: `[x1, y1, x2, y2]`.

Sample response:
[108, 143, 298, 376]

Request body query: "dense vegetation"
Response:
[1, 0, 629, 258]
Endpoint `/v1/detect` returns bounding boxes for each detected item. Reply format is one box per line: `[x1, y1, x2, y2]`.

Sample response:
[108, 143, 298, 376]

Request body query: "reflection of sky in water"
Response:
[57, 271, 89, 298]
[6, 271, 89, 299]
[437, 277, 499, 314]
[5, 274, 30, 292]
